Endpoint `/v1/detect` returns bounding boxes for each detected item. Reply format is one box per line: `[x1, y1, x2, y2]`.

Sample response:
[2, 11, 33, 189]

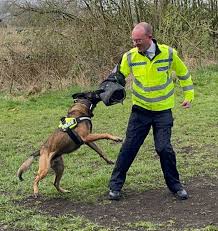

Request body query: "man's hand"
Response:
[181, 100, 191, 109]
[106, 72, 126, 87]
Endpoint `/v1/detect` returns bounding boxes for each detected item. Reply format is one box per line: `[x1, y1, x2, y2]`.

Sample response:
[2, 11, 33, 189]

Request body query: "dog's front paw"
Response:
[33, 193, 40, 199]
[113, 136, 123, 142]
[59, 188, 70, 193]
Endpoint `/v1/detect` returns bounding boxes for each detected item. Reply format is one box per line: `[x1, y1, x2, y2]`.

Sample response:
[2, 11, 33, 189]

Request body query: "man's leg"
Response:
[153, 110, 188, 199]
[109, 108, 151, 198]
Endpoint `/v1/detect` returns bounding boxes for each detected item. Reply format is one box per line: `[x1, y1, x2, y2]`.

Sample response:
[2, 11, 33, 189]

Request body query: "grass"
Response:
[0, 198, 109, 231]
[0, 65, 218, 230]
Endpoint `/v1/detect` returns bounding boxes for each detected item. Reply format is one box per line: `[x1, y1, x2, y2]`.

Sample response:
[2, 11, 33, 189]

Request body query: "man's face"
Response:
[131, 27, 152, 52]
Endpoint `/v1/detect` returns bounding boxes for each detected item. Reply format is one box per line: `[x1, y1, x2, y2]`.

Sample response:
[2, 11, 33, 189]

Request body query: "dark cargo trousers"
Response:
[109, 106, 183, 193]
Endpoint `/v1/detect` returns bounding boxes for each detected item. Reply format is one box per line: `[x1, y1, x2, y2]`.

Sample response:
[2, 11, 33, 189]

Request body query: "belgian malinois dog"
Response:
[17, 90, 122, 197]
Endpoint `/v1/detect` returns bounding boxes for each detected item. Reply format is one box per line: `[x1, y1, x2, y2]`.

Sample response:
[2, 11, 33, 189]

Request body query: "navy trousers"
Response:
[109, 105, 182, 193]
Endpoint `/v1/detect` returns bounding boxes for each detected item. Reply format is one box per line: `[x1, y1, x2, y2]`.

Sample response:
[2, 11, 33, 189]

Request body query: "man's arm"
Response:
[104, 52, 132, 87]
[106, 66, 126, 87]
[171, 49, 194, 109]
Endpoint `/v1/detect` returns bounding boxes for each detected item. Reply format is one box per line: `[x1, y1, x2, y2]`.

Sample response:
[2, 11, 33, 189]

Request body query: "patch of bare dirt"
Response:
[17, 178, 218, 230]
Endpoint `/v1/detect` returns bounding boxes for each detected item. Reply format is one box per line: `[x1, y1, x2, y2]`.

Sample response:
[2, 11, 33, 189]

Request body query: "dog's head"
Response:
[72, 89, 104, 109]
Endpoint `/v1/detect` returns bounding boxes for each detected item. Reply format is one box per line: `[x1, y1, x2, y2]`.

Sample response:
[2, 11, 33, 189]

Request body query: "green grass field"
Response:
[0, 65, 218, 231]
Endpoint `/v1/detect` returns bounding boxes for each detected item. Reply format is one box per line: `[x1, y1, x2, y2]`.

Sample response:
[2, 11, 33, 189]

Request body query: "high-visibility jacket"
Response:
[119, 42, 194, 111]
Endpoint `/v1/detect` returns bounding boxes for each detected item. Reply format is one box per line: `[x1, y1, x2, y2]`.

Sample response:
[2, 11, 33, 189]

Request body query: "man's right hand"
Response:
[181, 100, 191, 109]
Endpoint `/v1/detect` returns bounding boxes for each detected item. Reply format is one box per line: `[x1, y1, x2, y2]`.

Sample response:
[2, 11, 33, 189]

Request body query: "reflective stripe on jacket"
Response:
[119, 43, 194, 111]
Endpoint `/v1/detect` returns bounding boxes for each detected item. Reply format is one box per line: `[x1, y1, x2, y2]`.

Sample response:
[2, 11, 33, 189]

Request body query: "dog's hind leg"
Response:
[33, 150, 55, 198]
[86, 142, 114, 164]
[51, 156, 70, 193]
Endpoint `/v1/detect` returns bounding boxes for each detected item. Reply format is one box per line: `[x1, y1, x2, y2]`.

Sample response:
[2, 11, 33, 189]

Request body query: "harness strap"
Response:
[76, 116, 91, 124]
[77, 117, 93, 131]
[66, 128, 84, 146]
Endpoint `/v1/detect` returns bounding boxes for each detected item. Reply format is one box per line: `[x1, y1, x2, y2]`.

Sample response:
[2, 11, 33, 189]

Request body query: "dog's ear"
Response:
[72, 93, 78, 99]
[94, 89, 104, 100]
[72, 92, 85, 99]
[91, 90, 104, 102]
[95, 89, 105, 95]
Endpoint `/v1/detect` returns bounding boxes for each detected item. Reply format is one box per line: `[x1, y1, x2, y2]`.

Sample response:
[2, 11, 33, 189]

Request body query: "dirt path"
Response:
[19, 178, 218, 230]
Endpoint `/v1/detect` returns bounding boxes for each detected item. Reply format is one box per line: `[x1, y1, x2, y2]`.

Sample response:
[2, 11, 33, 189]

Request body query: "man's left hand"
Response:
[181, 100, 191, 109]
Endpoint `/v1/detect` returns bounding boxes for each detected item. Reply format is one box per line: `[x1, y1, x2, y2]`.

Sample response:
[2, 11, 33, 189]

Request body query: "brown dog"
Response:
[17, 90, 122, 197]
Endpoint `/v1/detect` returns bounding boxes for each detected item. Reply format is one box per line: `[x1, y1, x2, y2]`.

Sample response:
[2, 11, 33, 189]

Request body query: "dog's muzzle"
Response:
[99, 81, 126, 106]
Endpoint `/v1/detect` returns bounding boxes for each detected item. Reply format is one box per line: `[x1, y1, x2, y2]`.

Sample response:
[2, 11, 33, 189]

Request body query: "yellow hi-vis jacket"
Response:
[119, 43, 194, 111]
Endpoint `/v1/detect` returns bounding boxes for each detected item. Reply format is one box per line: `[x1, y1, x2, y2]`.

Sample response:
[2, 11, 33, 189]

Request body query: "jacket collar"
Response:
[138, 39, 161, 59]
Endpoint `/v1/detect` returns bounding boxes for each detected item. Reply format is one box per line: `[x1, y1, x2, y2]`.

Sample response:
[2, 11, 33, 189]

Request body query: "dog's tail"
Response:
[17, 150, 40, 181]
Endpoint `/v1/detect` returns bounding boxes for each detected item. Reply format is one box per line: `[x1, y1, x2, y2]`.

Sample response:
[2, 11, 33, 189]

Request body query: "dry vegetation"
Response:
[0, 0, 217, 93]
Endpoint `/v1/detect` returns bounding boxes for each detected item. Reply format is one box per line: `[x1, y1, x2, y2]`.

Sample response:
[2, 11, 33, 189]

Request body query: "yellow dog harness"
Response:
[59, 116, 92, 145]
[59, 116, 91, 131]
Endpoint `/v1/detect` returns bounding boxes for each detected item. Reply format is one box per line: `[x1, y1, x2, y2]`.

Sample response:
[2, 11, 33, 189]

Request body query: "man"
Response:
[107, 22, 194, 200]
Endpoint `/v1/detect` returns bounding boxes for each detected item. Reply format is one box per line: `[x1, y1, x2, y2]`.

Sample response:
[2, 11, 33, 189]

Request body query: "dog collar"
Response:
[73, 99, 95, 117]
